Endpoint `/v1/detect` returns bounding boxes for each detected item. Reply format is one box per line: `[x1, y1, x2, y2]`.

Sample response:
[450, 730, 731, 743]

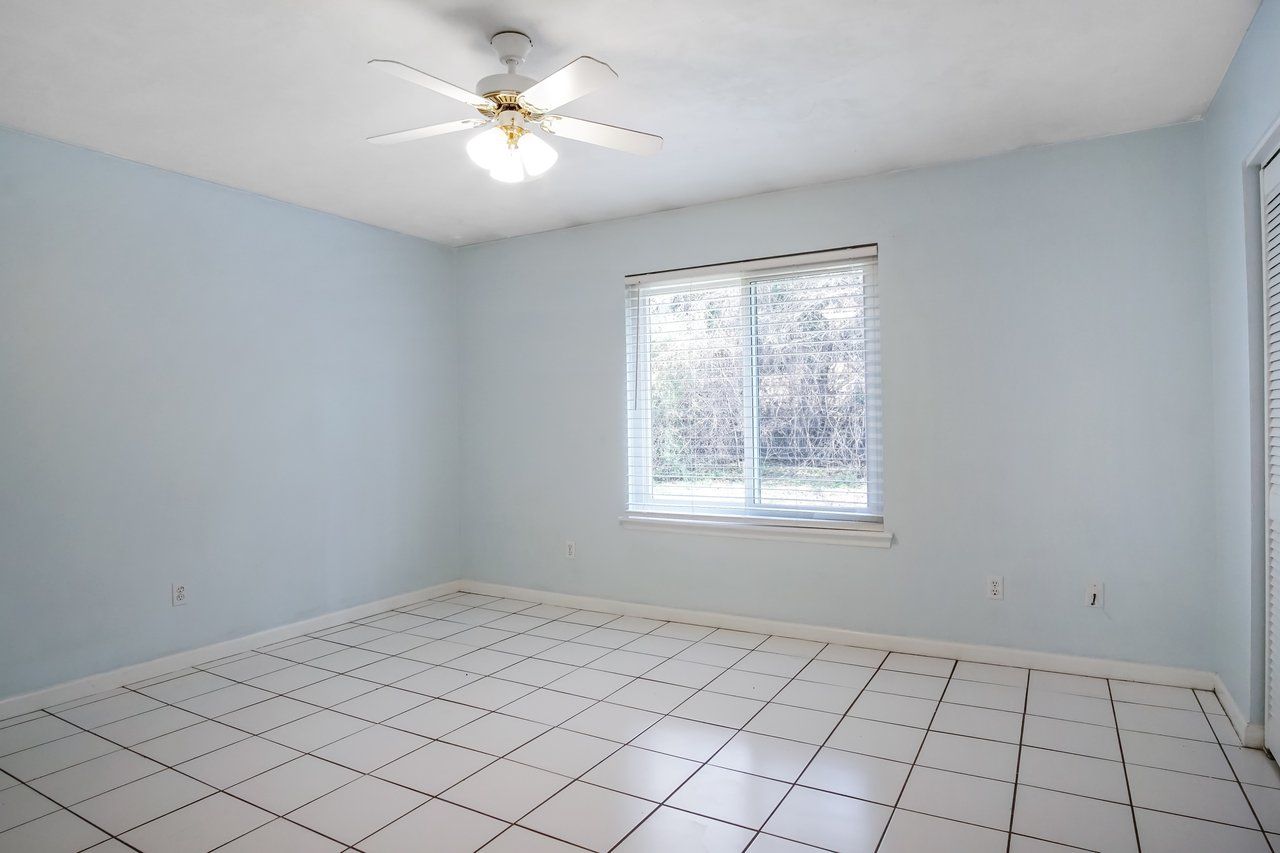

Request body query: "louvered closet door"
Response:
[1264, 155, 1280, 757]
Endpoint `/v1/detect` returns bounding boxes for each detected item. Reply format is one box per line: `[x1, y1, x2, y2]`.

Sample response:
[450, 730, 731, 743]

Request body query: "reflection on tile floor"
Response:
[2, 590, 1278, 852]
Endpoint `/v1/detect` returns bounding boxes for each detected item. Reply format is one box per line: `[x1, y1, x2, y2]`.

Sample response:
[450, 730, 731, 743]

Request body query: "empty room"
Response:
[3, 0, 1280, 850]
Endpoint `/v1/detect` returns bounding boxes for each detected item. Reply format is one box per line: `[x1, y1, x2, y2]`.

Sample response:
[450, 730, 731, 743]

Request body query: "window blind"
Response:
[1263, 155, 1280, 756]
[625, 247, 883, 528]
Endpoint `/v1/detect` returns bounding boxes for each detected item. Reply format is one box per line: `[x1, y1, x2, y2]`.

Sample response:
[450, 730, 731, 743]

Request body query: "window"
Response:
[625, 246, 883, 535]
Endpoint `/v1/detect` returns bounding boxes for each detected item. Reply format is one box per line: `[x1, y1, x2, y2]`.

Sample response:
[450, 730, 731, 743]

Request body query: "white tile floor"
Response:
[2, 590, 1279, 852]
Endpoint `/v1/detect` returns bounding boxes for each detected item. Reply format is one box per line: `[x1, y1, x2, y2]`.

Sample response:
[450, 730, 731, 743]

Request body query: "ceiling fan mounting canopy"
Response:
[367, 27, 662, 182]
[489, 31, 533, 69]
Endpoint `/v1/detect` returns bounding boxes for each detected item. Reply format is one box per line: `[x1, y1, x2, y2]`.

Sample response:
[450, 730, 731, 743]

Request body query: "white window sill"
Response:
[619, 514, 893, 548]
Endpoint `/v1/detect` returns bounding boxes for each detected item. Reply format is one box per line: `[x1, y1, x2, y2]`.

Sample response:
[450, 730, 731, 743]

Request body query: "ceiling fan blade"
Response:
[368, 119, 488, 145]
[518, 57, 617, 113]
[368, 59, 493, 109]
[539, 115, 662, 155]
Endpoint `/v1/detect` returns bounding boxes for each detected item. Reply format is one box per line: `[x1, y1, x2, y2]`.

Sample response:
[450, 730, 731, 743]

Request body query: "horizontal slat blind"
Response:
[625, 248, 882, 527]
[1264, 154, 1280, 757]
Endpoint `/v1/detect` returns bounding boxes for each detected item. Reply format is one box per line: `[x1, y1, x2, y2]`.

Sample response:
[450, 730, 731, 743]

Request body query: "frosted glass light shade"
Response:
[489, 152, 525, 183]
[518, 134, 558, 177]
[466, 127, 509, 170]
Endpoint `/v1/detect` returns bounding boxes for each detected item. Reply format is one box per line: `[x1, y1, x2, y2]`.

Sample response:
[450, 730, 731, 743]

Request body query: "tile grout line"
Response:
[871, 658, 962, 852]
[1193, 688, 1277, 852]
[1106, 677, 1143, 853]
[1006, 666, 1031, 853]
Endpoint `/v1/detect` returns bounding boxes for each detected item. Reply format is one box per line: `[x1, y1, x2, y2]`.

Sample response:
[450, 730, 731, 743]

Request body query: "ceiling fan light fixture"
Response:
[466, 120, 558, 183]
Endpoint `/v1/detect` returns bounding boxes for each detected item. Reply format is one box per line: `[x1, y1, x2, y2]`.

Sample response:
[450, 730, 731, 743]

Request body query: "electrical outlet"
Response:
[1086, 583, 1105, 608]
[171, 583, 188, 607]
[986, 575, 1004, 600]
[565, 540, 576, 559]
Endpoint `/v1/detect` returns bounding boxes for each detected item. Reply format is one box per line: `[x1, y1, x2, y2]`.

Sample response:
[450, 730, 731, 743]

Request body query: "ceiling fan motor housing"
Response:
[475, 71, 536, 98]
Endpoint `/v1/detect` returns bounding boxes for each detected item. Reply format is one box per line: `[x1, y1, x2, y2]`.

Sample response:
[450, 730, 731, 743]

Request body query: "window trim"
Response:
[619, 512, 893, 548]
[624, 246, 887, 540]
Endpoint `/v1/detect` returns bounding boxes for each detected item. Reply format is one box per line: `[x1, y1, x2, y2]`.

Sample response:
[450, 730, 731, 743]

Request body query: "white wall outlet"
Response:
[986, 575, 1004, 600]
[1086, 582, 1105, 608]
[171, 583, 188, 607]
[565, 540, 576, 559]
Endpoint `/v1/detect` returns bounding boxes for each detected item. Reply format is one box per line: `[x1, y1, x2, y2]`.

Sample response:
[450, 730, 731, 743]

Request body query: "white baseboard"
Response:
[6, 576, 1262, 751]
[463, 581, 1272, 745]
[1214, 673, 1265, 748]
[0, 580, 462, 721]
[461, 580, 1218, 689]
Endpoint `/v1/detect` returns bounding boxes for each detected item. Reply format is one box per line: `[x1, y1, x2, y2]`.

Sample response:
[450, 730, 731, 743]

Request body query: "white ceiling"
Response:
[0, 0, 1259, 246]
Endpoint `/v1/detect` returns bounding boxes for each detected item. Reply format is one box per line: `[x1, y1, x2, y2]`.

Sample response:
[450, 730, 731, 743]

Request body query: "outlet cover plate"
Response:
[171, 583, 188, 607]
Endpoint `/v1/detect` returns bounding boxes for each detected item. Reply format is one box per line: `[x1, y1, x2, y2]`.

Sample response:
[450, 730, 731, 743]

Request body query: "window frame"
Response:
[623, 246, 887, 542]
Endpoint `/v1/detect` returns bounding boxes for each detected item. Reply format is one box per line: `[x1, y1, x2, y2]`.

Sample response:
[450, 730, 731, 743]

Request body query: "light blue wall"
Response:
[8, 18, 1271, 705]
[1203, 0, 1280, 722]
[0, 127, 461, 698]
[456, 124, 1216, 672]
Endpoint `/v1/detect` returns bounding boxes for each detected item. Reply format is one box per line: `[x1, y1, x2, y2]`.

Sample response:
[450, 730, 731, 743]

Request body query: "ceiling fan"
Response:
[368, 31, 662, 183]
